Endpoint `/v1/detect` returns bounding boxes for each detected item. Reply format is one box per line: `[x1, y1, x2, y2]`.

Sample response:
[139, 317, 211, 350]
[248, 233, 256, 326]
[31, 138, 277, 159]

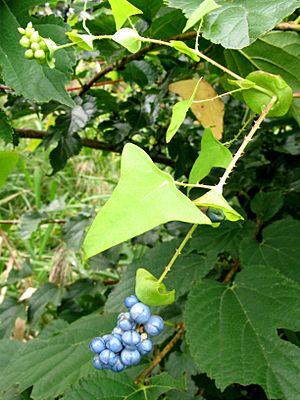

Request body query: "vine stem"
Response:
[215, 95, 277, 192]
[158, 96, 277, 284]
[157, 224, 198, 284]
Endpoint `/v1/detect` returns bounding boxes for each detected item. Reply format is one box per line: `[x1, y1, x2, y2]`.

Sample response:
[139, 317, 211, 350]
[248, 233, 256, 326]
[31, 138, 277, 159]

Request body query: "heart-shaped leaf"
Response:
[135, 268, 175, 306]
[83, 143, 211, 258]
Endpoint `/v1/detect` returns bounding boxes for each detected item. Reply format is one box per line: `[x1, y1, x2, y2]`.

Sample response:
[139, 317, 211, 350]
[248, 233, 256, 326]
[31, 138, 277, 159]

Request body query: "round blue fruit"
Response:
[89, 337, 106, 353]
[111, 356, 126, 372]
[99, 349, 117, 366]
[107, 335, 123, 353]
[137, 338, 153, 355]
[144, 315, 164, 336]
[206, 207, 225, 222]
[130, 302, 151, 324]
[117, 312, 136, 331]
[124, 295, 139, 309]
[93, 355, 111, 370]
[122, 330, 141, 347]
[112, 327, 124, 337]
[120, 348, 141, 366]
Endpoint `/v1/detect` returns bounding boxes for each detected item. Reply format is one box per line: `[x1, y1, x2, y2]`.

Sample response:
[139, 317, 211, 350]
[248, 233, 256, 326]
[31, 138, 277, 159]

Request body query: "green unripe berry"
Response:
[30, 31, 41, 42]
[18, 27, 26, 35]
[25, 28, 35, 38]
[34, 49, 46, 60]
[39, 40, 47, 51]
[31, 42, 40, 51]
[19, 36, 31, 48]
[24, 49, 34, 59]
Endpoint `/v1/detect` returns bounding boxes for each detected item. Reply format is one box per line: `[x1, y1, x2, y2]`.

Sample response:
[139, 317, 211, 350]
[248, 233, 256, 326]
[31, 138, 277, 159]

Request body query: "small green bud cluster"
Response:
[18, 22, 49, 64]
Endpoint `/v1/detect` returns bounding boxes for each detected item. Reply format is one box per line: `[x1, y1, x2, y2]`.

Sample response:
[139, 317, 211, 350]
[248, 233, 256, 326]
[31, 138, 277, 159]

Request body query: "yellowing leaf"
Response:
[169, 78, 224, 139]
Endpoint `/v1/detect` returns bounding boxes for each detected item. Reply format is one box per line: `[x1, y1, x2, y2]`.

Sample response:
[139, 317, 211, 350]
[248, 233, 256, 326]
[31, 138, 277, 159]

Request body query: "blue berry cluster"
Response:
[89, 295, 164, 372]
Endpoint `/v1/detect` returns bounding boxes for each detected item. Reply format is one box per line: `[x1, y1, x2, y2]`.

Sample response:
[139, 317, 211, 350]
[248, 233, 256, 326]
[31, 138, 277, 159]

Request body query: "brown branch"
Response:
[0, 219, 66, 225]
[78, 31, 197, 96]
[293, 92, 300, 98]
[276, 22, 300, 31]
[66, 79, 123, 92]
[223, 259, 240, 285]
[15, 128, 175, 167]
[134, 323, 185, 384]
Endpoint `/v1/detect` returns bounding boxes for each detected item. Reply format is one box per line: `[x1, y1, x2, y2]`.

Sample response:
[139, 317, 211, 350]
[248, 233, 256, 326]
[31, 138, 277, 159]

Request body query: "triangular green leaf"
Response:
[185, 265, 300, 399]
[84, 143, 211, 258]
[189, 128, 232, 186]
[135, 268, 175, 306]
[65, 31, 95, 51]
[108, 0, 143, 31]
[166, 79, 201, 143]
[170, 41, 200, 61]
[183, 0, 221, 32]
[112, 28, 141, 53]
[194, 189, 243, 222]
[0, 151, 19, 190]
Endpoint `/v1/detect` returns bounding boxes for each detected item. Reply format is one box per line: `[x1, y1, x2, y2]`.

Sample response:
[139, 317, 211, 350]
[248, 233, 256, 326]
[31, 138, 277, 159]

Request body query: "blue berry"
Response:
[137, 338, 153, 355]
[111, 356, 126, 372]
[206, 207, 225, 222]
[102, 334, 111, 343]
[122, 330, 141, 348]
[93, 355, 111, 370]
[99, 349, 117, 366]
[112, 327, 124, 337]
[124, 295, 139, 309]
[120, 348, 141, 366]
[89, 337, 106, 353]
[130, 302, 151, 324]
[144, 315, 164, 336]
[117, 312, 135, 331]
[107, 335, 123, 353]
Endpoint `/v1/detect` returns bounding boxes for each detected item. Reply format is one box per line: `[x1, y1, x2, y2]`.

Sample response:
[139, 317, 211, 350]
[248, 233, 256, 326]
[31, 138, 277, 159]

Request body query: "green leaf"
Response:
[0, 151, 19, 190]
[112, 28, 142, 53]
[105, 240, 217, 312]
[0, 9, 75, 107]
[0, 110, 14, 144]
[65, 31, 95, 51]
[243, 71, 292, 117]
[165, 0, 300, 49]
[64, 372, 185, 400]
[83, 143, 211, 258]
[194, 189, 244, 222]
[63, 211, 92, 251]
[225, 31, 300, 125]
[108, 0, 143, 31]
[18, 210, 48, 240]
[188, 128, 232, 186]
[170, 41, 200, 61]
[122, 60, 158, 87]
[183, 0, 221, 32]
[166, 79, 201, 143]
[0, 298, 26, 338]
[185, 265, 300, 399]
[0, 314, 117, 399]
[240, 218, 300, 282]
[28, 283, 65, 327]
[135, 268, 175, 306]
[250, 191, 284, 222]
